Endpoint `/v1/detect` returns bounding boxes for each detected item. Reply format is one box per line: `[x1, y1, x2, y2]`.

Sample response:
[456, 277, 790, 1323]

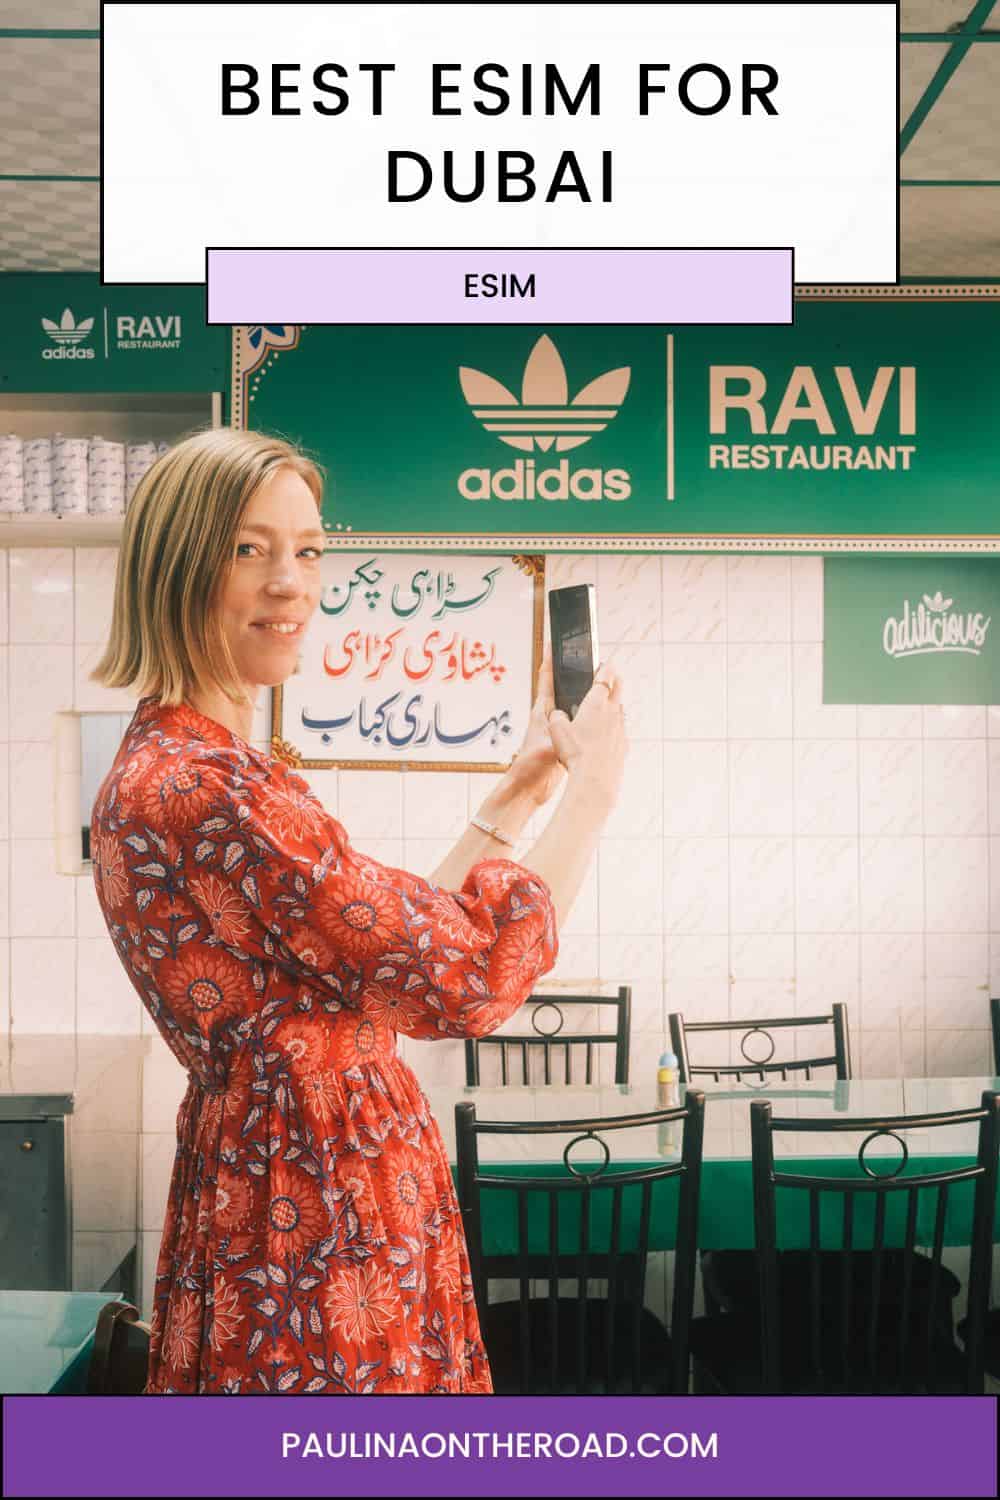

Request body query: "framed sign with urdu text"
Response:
[271, 551, 545, 770]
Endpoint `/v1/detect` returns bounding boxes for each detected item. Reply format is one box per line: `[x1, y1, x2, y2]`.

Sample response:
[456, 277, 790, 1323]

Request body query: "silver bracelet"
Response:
[470, 814, 516, 847]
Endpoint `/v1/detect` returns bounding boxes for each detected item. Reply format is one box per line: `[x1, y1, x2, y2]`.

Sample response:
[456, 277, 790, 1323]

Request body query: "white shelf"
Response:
[0, 390, 222, 546]
[0, 512, 125, 547]
[0, 390, 221, 439]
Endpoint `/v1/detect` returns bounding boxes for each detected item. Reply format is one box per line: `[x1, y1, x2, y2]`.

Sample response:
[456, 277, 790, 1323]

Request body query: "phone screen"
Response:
[549, 585, 599, 719]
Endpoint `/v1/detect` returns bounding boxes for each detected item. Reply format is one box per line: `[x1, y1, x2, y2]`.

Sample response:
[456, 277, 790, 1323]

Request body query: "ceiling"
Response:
[0, 0, 997, 279]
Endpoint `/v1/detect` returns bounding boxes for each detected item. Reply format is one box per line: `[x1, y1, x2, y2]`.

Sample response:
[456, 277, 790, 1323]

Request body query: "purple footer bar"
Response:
[205, 247, 792, 325]
[3, 1395, 996, 1498]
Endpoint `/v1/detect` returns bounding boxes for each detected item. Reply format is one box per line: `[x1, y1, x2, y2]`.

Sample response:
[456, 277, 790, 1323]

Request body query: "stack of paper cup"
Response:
[88, 436, 126, 515]
[125, 441, 158, 507]
[23, 436, 54, 514]
[0, 434, 25, 513]
[52, 434, 89, 516]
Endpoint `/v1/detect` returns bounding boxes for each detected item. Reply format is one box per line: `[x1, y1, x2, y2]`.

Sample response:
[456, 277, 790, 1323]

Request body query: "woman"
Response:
[90, 427, 627, 1394]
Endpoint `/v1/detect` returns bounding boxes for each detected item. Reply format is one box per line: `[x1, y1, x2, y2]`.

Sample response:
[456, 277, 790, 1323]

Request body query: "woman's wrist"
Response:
[473, 773, 538, 841]
[564, 765, 617, 820]
[501, 750, 560, 810]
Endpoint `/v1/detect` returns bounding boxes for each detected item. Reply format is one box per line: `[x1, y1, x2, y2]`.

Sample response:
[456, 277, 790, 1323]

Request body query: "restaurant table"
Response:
[0, 1289, 124, 1394]
[432, 1076, 1000, 1253]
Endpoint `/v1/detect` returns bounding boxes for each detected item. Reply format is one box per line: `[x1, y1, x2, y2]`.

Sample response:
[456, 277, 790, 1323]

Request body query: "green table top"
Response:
[0, 1291, 124, 1395]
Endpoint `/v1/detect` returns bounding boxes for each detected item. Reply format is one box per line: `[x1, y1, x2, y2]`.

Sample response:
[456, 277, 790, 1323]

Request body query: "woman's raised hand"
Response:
[545, 660, 628, 816]
[506, 644, 566, 807]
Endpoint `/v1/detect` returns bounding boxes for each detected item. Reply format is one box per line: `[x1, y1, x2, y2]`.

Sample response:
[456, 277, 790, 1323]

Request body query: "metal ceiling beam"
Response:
[0, 29, 100, 38]
[901, 30, 1000, 39]
[900, 0, 999, 155]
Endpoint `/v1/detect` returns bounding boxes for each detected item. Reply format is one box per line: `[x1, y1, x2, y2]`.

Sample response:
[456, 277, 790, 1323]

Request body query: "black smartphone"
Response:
[548, 584, 600, 720]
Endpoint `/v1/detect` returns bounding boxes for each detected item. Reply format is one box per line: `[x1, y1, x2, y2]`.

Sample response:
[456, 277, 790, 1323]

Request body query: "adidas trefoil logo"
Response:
[459, 333, 630, 453]
[41, 307, 94, 345]
[40, 307, 96, 360]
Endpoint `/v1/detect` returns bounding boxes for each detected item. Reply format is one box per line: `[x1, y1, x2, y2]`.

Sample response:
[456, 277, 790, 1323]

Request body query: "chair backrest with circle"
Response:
[669, 1003, 852, 1084]
[465, 987, 632, 1086]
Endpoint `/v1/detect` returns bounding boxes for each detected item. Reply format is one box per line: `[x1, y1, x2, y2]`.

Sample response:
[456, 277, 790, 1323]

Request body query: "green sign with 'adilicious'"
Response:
[824, 557, 1000, 704]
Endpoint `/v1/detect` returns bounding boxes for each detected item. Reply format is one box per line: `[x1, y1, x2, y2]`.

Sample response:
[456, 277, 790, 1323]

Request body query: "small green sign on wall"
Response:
[824, 557, 1000, 705]
[0, 273, 228, 393]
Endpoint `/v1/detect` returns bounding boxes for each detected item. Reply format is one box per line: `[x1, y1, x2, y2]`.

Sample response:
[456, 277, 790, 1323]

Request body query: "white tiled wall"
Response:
[2, 547, 996, 1320]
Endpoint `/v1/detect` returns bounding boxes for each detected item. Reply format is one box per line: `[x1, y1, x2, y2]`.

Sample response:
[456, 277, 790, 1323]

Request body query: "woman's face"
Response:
[219, 465, 326, 690]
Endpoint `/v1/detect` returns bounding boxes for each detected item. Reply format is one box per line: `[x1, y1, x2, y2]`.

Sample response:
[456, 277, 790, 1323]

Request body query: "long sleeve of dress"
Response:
[135, 740, 559, 1045]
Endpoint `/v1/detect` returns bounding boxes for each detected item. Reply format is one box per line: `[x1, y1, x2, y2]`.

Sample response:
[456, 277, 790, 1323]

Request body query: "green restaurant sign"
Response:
[824, 557, 1000, 704]
[0, 273, 228, 393]
[236, 289, 1000, 553]
[5, 279, 997, 555]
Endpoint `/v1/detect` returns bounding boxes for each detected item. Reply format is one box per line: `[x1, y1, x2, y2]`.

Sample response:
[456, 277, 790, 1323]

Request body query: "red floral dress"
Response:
[90, 697, 558, 1394]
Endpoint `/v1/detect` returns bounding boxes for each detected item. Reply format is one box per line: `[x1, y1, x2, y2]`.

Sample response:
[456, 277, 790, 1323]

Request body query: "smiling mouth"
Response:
[252, 622, 303, 636]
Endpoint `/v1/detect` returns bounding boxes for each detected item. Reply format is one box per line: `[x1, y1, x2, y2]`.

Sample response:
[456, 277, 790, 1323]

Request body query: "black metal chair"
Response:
[670, 1004, 861, 1319]
[689, 1090, 1000, 1393]
[960, 999, 1000, 1378]
[668, 1004, 852, 1086]
[85, 1300, 151, 1394]
[465, 987, 631, 1086]
[455, 1089, 705, 1394]
[958, 1309, 1000, 1382]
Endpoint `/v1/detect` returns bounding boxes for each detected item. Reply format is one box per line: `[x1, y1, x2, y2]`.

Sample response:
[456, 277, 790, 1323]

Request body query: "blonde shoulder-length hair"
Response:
[91, 427, 324, 708]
